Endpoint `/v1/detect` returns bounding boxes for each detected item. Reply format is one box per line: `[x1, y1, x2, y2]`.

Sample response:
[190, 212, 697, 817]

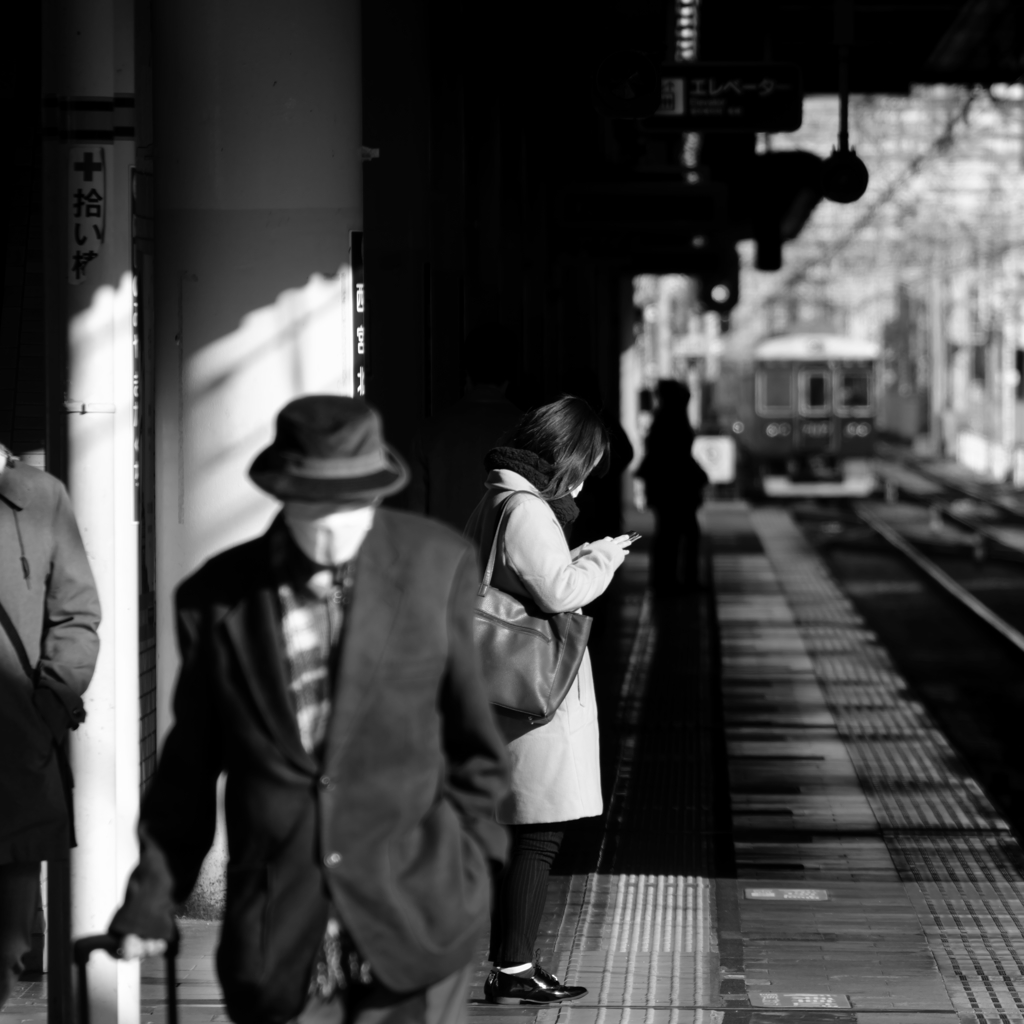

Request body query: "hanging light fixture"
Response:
[822, 0, 869, 203]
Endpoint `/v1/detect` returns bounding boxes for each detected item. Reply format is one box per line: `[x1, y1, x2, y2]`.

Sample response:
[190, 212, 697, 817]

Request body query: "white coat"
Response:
[465, 468, 625, 824]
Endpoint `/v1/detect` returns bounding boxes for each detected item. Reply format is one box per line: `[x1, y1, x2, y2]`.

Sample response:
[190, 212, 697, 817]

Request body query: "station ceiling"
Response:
[529, 0, 1023, 283]
[700, 0, 1023, 94]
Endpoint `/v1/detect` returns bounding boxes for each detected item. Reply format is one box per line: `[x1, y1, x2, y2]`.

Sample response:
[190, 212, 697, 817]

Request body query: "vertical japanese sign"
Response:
[131, 169, 141, 522]
[351, 231, 366, 397]
[69, 146, 108, 284]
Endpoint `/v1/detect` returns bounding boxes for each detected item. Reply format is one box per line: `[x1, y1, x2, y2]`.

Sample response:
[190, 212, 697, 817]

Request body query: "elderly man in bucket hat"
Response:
[110, 396, 510, 1024]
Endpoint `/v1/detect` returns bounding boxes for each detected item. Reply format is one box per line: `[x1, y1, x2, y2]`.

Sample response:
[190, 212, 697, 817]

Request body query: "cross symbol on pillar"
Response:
[74, 151, 102, 182]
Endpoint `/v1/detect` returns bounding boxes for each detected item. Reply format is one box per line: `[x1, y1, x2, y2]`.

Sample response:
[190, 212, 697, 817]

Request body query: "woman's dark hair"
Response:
[504, 396, 609, 499]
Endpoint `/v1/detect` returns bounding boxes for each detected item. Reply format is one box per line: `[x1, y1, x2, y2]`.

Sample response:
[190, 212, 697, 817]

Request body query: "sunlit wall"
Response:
[153, 0, 363, 741]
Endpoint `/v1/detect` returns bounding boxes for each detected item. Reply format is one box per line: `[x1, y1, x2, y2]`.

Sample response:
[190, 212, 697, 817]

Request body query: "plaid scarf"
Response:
[277, 566, 353, 756]
[271, 525, 373, 1005]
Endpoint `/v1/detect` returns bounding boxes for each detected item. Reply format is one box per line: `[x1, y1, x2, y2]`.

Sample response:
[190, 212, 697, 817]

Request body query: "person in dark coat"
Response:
[0, 445, 100, 1008]
[110, 397, 510, 1024]
[635, 381, 708, 596]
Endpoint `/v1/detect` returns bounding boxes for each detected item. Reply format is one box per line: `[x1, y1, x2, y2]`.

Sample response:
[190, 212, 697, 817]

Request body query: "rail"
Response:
[877, 443, 1024, 525]
[854, 504, 1024, 659]
[875, 446, 1024, 561]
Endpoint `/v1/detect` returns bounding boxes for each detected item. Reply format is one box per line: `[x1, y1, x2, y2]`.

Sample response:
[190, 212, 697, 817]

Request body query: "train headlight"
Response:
[765, 422, 791, 438]
[731, 421, 744, 434]
[844, 422, 871, 437]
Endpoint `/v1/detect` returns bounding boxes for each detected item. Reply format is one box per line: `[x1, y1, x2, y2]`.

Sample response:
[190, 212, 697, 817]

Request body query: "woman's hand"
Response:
[609, 533, 639, 550]
[584, 537, 628, 570]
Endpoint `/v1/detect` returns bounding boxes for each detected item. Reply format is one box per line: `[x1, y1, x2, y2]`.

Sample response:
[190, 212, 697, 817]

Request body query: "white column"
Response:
[151, 0, 363, 915]
[45, 0, 141, 1021]
[67, 272, 140, 1024]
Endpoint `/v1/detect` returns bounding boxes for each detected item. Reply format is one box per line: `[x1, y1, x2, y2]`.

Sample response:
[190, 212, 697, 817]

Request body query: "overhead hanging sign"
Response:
[643, 63, 802, 133]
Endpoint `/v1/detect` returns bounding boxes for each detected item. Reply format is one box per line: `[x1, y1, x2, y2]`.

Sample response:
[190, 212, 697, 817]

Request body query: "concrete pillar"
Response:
[929, 264, 946, 454]
[42, 0, 140, 1021]
[151, 0, 362, 906]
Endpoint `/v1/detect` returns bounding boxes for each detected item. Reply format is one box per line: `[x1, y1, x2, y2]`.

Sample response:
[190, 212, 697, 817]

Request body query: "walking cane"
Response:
[73, 933, 179, 1024]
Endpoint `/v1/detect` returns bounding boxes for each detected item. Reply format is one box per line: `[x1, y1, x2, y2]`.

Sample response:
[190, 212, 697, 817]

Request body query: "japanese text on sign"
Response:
[132, 272, 141, 523]
[69, 146, 107, 284]
[647, 63, 802, 133]
[745, 887, 829, 901]
[351, 232, 366, 397]
[750, 993, 851, 1009]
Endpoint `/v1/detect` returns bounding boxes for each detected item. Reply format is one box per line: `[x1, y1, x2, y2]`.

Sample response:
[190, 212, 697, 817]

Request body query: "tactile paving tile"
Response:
[829, 705, 935, 738]
[558, 873, 712, 1012]
[533, 573, 728, 1024]
[889, 834, 1024, 889]
[748, 507, 1024, 1023]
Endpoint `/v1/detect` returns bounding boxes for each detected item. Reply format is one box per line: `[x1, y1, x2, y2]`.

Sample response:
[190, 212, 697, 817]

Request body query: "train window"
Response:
[755, 368, 792, 414]
[835, 370, 873, 414]
[798, 371, 830, 415]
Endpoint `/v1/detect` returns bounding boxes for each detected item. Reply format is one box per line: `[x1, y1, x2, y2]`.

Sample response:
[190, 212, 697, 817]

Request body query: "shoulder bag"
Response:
[0, 593, 78, 843]
[473, 491, 592, 726]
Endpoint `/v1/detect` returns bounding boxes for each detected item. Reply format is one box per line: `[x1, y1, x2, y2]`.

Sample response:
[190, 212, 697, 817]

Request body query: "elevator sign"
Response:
[69, 146, 108, 284]
[645, 63, 802, 132]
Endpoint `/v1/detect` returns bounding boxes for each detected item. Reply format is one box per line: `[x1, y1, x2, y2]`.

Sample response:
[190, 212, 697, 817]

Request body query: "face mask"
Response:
[283, 502, 376, 566]
[569, 453, 602, 499]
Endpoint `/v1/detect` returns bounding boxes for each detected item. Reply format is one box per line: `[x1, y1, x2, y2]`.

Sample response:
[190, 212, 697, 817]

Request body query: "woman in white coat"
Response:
[465, 396, 633, 1005]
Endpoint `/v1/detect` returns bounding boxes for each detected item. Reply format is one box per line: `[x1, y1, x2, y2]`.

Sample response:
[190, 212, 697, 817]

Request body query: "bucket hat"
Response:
[249, 395, 409, 502]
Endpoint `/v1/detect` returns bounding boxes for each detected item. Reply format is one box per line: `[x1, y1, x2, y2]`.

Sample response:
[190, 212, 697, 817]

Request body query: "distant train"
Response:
[713, 332, 880, 497]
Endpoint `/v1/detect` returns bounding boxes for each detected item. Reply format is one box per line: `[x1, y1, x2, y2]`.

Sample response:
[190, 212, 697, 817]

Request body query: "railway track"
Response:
[874, 447, 1024, 563]
[853, 502, 1024, 657]
[790, 493, 1024, 832]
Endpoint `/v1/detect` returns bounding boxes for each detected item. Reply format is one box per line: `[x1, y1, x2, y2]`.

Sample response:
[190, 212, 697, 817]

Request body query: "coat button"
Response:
[324, 852, 342, 867]
[331, 588, 344, 604]
[319, 774, 334, 791]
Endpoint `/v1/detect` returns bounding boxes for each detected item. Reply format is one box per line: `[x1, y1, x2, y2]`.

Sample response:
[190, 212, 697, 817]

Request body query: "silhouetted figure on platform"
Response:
[636, 381, 708, 597]
[410, 326, 521, 531]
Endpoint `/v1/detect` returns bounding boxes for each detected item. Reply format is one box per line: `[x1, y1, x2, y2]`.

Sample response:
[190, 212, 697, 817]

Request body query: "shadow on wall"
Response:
[160, 264, 356, 919]
[182, 264, 356, 564]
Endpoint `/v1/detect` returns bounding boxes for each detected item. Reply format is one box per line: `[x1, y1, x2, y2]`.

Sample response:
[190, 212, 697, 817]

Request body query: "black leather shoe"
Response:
[484, 964, 587, 1004]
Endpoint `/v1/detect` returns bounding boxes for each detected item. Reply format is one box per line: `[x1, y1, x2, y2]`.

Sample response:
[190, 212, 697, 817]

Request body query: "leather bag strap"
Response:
[0, 595, 34, 681]
[480, 490, 540, 586]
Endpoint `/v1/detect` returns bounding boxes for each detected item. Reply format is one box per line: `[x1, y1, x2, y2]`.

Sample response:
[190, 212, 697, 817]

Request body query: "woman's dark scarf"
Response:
[485, 447, 580, 529]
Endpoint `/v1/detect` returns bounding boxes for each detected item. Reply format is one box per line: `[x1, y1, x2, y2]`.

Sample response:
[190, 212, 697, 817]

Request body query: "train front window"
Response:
[755, 368, 791, 415]
[836, 370, 872, 414]
[799, 371, 830, 415]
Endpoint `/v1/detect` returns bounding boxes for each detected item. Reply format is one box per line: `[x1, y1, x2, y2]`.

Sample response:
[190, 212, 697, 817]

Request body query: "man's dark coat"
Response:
[112, 510, 509, 1024]
[0, 461, 100, 865]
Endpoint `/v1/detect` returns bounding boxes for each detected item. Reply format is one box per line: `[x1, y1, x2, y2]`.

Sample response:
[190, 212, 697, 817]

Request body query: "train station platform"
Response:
[6, 502, 1024, 1024]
